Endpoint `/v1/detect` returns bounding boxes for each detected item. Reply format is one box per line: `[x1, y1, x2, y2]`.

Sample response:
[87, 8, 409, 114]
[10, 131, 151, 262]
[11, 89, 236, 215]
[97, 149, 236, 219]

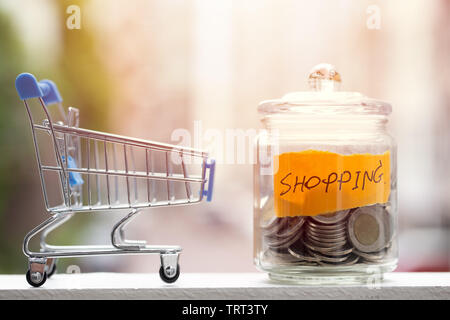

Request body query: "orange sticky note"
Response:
[273, 150, 391, 217]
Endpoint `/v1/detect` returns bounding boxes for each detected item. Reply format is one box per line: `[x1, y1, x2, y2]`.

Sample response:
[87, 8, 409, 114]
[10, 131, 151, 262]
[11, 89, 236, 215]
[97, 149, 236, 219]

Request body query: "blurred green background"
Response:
[0, 0, 112, 272]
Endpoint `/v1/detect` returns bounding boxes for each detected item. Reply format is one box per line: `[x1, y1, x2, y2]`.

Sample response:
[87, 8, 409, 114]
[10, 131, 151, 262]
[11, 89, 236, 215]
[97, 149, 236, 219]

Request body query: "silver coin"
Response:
[314, 246, 353, 257]
[362, 258, 387, 264]
[353, 249, 386, 261]
[306, 219, 347, 229]
[358, 253, 390, 264]
[307, 250, 351, 263]
[306, 236, 348, 249]
[307, 220, 347, 231]
[307, 232, 347, 244]
[306, 227, 347, 239]
[288, 247, 321, 262]
[305, 227, 347, 238]
[275, 231, 305, 249]
[360, 255, 389, 264]
[305, 242, 353, 256]
[263, 249, 304, 265]
[275, 217, 305, 238]
[306, 245, 348, 257]
[306, 232, 348, 244]
[307, 233, 347, 243]
[303, 240, 347, 254]
[347, 205, 392, 253]
[307, 224, 346, 234]
[311, 209, 350, 225]
[266, 229, 304, 249]
[265, 244, 320, 266]
[318, 254, 360, 266]
[262, 217, 288, 237]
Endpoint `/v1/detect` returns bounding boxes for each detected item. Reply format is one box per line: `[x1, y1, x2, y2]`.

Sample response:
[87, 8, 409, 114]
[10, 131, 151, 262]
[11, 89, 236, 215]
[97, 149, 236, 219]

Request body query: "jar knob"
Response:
[308, 63, 341, 92]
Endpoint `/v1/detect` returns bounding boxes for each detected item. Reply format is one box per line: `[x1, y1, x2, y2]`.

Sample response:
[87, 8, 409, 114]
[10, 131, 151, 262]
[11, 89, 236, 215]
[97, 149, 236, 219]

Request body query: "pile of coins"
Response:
[261, 204, 394, 266]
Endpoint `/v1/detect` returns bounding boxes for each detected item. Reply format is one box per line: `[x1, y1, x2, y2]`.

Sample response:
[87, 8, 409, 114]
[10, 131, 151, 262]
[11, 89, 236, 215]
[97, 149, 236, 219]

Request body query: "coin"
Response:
[306, 220, 347, 231]
[288, 247, 321, 262]
[307, 223, 346, 234]
[262, 217, 288, 237]
[311, 209, 350, 225]
[313, 246, 353, 257]
[308, 250, 351, 263]
[306, 236, 348, 249]
[275, 217, 305, 238]
[307, 232, 347, 242]
[303, 240, 347, 254]
[261, 204, 394, 268]
[308, 232, 347, 244]
[318, 254, 360, 266]
[266, 229, 304, 249]
[305, 243, 352, 256]
[353, 249, 385, 261]
[354, 248, 392, 263]
[347, 205, 392, 253]
[263, 249, 304, 265]
[306, 227, 347, 239]
[302, 211, 354, 264]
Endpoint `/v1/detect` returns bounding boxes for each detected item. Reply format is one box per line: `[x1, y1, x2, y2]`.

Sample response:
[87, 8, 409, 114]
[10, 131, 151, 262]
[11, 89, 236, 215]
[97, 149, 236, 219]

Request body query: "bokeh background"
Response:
[0, 0, 448, 274]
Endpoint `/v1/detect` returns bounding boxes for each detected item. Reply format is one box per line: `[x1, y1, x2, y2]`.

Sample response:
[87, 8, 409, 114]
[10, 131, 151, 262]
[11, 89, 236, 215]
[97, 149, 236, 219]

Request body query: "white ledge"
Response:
[0, 272, 449, 300]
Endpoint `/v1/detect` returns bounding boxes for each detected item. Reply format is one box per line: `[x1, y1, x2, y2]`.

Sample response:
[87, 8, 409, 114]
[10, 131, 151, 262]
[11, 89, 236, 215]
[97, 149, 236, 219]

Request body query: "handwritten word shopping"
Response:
[279, 160, 385, 196]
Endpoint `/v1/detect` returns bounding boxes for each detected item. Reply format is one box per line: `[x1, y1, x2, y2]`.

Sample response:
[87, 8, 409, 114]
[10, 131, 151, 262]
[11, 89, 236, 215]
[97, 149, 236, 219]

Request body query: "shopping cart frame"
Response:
[15, 73, 215, 287]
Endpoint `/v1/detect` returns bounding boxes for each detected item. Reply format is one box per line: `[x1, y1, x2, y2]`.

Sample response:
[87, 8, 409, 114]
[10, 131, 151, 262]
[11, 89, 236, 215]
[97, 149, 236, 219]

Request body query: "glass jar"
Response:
[254, 64, 397, 284]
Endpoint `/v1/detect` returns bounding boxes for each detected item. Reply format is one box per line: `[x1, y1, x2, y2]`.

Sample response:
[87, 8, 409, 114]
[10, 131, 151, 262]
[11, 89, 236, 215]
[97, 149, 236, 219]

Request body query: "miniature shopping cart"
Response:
[15, 73, 215, 287]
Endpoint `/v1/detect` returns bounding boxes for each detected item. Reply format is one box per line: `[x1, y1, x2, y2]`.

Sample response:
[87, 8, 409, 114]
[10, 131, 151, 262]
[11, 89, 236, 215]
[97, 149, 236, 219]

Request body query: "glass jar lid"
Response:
[258, 63, 392, 116]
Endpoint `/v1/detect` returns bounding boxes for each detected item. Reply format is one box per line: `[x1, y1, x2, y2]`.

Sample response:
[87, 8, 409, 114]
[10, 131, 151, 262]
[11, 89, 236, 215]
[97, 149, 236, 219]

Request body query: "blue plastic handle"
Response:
[202, 158, 215, 202]
[16, 73, 49, 100]
[15, 73, 63, 105]
[61, 156, 84, 187]
[40, 79, 63, 105]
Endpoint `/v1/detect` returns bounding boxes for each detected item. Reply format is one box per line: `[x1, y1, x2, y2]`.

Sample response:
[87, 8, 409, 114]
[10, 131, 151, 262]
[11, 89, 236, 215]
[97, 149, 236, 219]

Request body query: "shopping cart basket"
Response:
[15, 73, 215, 287]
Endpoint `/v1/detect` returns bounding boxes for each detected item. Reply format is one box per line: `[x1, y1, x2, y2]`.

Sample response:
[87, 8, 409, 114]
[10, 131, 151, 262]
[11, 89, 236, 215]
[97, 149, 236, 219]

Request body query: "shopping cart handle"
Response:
[202, 159, 215, 202]
[40, 79, 63, 105]
[16, 73, 49, 100]
[15, 73, 63, 105]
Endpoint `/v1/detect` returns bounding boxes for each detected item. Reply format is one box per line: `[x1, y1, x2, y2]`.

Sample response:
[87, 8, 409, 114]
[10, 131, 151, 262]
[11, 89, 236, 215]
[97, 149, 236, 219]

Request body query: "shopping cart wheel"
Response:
[47, 259, 57, 278]
[26, 270, 47, 287]
[159, 264, 180, 283]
